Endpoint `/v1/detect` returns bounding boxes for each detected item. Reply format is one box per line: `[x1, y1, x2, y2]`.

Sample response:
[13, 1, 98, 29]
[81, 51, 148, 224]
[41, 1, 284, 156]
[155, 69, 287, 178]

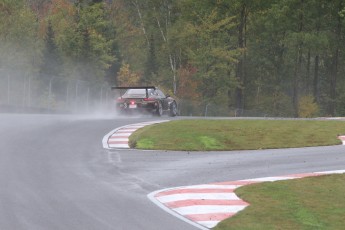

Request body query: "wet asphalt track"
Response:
[0, 114, 344, 230]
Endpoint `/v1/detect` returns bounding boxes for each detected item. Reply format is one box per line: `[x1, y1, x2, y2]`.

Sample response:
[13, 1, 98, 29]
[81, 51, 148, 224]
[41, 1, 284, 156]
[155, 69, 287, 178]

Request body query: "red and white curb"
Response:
[338, 135, 345, 145]
[148, 169, 345, 229]
[102, 120, 169, 149]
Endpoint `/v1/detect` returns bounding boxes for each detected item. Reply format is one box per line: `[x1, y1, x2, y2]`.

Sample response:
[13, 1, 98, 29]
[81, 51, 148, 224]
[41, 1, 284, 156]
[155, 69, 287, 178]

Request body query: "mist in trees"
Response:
[1, 0, 345, 117]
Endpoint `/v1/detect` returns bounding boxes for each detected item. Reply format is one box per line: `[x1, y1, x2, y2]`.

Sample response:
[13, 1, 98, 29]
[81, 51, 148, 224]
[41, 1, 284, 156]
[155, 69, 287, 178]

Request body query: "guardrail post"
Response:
[205, 103, 210, 117]
[7, 73, 10, 104]
[49, 76, 57, 109]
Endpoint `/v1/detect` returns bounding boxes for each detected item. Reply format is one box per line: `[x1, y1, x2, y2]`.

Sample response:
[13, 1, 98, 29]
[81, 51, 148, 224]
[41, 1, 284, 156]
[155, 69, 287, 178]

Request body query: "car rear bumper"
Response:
[116, 102, 157, 114]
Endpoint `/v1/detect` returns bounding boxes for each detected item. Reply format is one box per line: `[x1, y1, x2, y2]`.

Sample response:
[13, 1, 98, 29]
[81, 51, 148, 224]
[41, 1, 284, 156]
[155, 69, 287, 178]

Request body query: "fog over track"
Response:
[0, 114, 344, 230]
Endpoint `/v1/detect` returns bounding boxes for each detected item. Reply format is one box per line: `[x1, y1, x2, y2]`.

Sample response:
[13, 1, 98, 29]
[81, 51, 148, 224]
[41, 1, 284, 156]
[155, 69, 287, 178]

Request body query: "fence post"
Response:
[86, 87, 90, 111]
[49, 76, 57, 109]
[28, 76, 31, 107]
[205, 103, 210, 117]
[22, 73, 28, 107]
[75, 80, 79, 110]
[7, 73, 10, 105]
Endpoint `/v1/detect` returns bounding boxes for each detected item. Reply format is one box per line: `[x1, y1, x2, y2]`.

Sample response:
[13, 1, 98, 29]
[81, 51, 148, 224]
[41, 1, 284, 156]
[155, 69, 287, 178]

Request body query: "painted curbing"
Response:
[148, 170, 345, 229]
[102, 120, 170, 149]
[338, 135, 345, 145]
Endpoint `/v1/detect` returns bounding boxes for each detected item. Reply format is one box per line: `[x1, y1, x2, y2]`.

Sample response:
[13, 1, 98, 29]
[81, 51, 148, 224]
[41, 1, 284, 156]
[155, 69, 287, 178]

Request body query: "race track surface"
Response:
[0, 114, 344, 230]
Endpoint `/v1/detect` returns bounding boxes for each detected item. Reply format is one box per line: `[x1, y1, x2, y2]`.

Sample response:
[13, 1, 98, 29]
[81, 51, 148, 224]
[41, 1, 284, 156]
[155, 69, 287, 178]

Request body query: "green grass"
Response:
[214, 174, 345, 230]
[129, 119, 345, 229]
[129, 119, 345, 151]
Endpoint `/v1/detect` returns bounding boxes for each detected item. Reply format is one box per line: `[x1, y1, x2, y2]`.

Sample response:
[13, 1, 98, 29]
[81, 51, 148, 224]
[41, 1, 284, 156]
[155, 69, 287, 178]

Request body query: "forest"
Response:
[0, 0, 344, 117]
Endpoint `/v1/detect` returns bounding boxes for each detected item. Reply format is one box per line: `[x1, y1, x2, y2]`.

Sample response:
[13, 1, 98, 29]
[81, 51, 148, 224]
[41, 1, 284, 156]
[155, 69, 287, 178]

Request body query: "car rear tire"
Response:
[169, 102, 177, 117]
[155, 101, 163, 116]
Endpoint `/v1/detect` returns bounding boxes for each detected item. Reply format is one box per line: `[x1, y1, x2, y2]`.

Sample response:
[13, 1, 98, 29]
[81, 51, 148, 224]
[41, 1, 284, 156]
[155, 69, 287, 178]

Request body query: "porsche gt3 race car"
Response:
[112, 86, 178, 117]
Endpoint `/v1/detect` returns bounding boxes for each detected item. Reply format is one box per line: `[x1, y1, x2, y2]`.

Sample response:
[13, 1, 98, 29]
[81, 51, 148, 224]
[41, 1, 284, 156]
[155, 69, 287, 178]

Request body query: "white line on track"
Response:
[156, 193, 240, 203]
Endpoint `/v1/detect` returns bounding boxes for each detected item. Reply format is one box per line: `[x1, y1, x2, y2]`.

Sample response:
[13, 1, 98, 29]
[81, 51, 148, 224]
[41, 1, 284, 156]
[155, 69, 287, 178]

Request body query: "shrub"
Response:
[298, 95, 319, 118]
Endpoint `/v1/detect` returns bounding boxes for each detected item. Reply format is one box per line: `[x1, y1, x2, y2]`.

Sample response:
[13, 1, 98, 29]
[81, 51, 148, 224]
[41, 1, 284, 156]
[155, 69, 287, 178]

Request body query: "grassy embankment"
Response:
[129, 119, 345, 151]
[129, 119, 345, 229]
[215, 173, 345, 230]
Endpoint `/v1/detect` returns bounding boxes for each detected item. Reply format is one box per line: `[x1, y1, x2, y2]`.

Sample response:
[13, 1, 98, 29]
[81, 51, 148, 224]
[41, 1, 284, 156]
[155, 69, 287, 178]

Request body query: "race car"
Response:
[112, 86, 178, 117]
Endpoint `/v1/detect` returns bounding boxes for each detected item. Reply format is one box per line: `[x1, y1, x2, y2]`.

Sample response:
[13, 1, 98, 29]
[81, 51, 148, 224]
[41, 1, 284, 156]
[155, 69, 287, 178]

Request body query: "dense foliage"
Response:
[1, 0, 345, 116]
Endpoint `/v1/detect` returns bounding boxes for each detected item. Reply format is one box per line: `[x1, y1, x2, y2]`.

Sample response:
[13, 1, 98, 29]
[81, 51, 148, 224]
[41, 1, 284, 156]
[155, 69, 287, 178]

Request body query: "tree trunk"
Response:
[132, 0, 149, 47]
[293, 48, 302, 117]
[293, 0, 304, 117]
[313, 1, 321, 104]
[329, 48, 339, 116]
[328, 1, 342, 116]
[235, 3, 247, 115]
[313, 55, 319, 103]
[154, 3, 178, 95]
[306, 50, 311, 94]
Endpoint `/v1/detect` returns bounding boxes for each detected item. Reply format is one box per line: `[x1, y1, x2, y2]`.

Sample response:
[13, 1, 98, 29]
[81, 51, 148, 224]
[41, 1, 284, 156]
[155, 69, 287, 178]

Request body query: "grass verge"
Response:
[214, 173, 345, 230]
[129, 119, 345, 151]
[129, 119, 345, 229]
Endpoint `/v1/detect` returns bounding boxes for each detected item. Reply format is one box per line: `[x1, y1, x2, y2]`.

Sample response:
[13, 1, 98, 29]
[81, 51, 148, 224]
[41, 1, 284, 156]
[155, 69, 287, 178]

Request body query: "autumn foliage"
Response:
[116, 63, 141, 87]
[177, 65, 200, 101]
[2, 0, 345, 117]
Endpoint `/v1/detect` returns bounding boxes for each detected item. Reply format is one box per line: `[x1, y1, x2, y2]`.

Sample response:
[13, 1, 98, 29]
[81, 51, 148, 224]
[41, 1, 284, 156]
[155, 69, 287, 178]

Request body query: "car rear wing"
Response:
[111, 86, 156, 98]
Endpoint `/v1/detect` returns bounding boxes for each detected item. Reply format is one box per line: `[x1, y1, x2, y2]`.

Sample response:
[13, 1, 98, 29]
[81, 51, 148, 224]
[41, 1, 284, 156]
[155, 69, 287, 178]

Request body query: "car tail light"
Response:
[144, 98, 155, 101]
[116, 97, 125, 103]
[130, 100, 135, 105]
